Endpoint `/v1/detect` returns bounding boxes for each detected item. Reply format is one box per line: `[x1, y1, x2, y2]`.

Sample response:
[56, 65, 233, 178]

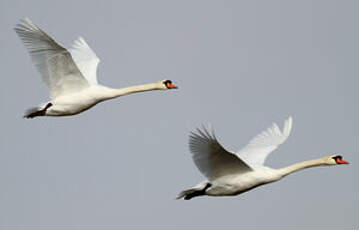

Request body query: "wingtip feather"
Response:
[192, 123, 216, 140]
[283, 116, 293, 137]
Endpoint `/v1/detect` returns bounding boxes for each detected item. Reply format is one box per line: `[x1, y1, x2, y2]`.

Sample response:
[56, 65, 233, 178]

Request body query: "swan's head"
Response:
[159, 79, 178, 90]
[325, 155, 349, 165]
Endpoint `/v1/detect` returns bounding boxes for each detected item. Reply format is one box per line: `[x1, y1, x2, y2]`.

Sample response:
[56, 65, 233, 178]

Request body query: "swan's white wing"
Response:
[69, 37, 100, 85]
[236, 116, 293, 167]
[14, 18, 89, 98]
[189, 125, 252, 181]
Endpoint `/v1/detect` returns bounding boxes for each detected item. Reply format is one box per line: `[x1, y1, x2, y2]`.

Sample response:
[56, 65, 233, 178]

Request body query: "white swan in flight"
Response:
[14, 18, 178, 118]
[177, 117, 348, 200]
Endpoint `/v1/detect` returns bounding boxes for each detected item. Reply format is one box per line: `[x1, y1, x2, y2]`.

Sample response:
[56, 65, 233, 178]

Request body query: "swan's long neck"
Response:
[278, 158, 327, 177]
[104, 83, 161, 99]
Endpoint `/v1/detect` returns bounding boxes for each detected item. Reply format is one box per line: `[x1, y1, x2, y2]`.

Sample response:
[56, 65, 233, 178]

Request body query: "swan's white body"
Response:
[199, 168, 281, 196]
[177, 117, 348, 200]
[15, 18, 177, 118]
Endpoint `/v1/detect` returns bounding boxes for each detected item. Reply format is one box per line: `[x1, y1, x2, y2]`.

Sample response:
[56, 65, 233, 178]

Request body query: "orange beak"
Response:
[167, 83, 178, 89]
[336, 158, 349, 164]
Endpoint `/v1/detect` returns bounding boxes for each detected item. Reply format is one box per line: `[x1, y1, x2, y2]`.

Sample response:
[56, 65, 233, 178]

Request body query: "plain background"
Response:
[0, 0, 357, 229]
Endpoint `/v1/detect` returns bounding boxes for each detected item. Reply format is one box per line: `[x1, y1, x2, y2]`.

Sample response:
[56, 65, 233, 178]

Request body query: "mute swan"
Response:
[177, 117, 348, 200]
[14, 18, 177, 118]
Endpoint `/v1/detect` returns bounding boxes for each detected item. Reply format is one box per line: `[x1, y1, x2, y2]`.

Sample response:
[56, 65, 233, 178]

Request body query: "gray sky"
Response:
[0, 0, 358, 229]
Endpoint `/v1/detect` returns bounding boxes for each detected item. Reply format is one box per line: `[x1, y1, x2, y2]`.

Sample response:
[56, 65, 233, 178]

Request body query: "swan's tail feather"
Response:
[176, 183, 211, 200]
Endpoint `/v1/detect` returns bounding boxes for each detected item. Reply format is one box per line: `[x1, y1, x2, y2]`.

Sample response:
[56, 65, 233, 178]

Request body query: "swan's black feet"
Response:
[24, 103, 52, 119]
[183, 183, 212, 200]
[24, 110, 45, 118]
[184, 190, 206, 200]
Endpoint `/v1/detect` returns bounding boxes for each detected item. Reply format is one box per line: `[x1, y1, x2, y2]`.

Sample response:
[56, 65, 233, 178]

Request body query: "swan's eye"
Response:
[163, 80, 171, 85]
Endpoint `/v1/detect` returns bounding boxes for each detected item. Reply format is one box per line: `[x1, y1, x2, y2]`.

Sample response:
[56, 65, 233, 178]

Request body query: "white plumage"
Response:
[15, 18, 177, 118]
[237, 116, 293, 167]
[177, 117, 348, 200]
[69, 36, 100, 85]
[15, 18, 89, 98]
[189, 125, 252, 180]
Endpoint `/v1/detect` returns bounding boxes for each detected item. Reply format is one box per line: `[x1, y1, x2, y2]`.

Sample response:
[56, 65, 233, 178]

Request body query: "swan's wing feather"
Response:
[236, 116, 293, 167]
[69, 37, 100, 85]
[189, 125, 252, 181]
[14, 18, 89, 98]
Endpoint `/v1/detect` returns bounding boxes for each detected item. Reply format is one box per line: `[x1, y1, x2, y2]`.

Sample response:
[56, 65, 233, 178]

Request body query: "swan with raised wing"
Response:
[177, 117, 348, 200]
[15, 18, 177, 118]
